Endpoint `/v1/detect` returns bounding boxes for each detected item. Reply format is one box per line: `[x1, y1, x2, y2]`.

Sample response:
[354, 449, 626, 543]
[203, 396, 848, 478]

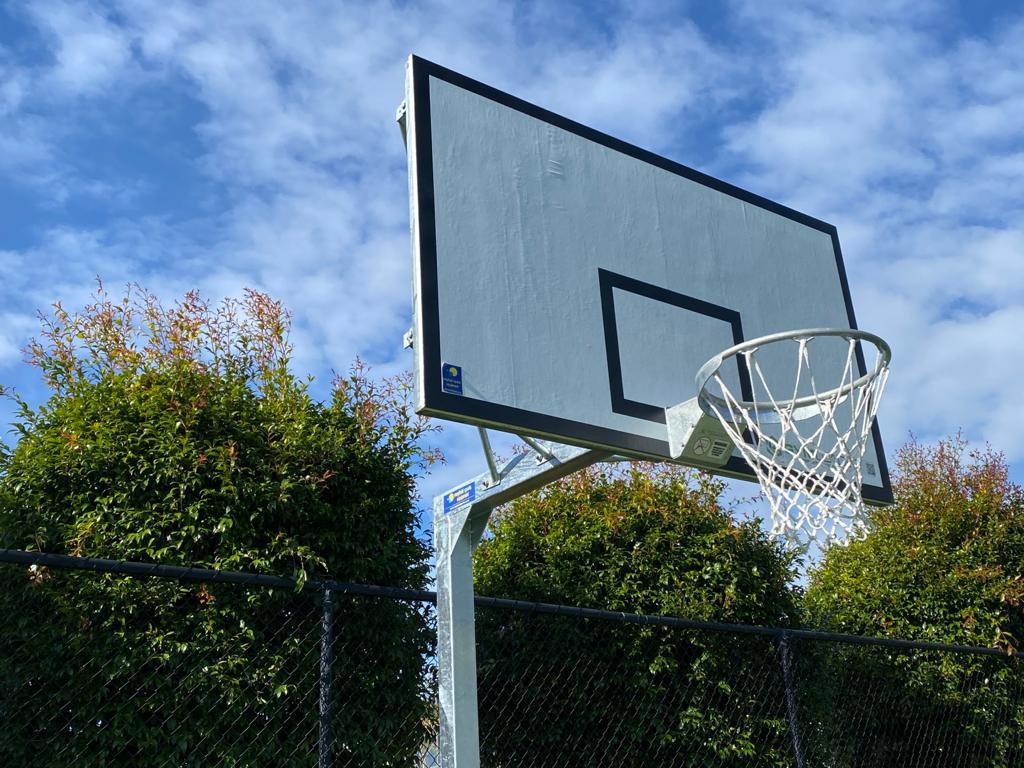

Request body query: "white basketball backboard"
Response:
[403, 55, 892, 504]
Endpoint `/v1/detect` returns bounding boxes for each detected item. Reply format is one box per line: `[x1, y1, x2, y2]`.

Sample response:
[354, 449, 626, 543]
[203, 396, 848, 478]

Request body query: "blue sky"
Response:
[1, 0, 1023, 527]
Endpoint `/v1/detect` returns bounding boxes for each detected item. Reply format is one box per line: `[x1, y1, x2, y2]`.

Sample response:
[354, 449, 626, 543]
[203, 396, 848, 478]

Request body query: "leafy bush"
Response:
[472, 464, 801, 767]
[804, 436, 1024, 767]
[0, 284, 438, 765]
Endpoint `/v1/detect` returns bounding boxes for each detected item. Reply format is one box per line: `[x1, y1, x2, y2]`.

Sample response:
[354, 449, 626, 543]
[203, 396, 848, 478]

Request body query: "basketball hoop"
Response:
[695, 328, 891, 545]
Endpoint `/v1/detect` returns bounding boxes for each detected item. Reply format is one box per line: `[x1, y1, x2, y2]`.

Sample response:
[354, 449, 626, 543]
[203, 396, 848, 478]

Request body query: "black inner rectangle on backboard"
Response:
[599, 269, 752, 423]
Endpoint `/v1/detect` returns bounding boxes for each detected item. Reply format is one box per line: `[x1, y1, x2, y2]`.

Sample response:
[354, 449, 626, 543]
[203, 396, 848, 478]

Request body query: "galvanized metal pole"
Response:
[435, 503, 483, 768]
[434, 443, 608, 768]
[319, 587, 335, 768]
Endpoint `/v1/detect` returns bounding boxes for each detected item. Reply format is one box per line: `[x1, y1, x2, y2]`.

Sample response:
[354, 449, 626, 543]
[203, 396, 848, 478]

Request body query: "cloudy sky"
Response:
[1, 0, 1022, 529]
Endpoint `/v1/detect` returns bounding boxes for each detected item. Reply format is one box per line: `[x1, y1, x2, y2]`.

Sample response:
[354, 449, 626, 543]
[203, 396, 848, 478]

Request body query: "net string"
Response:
[704, 334, 889, 546]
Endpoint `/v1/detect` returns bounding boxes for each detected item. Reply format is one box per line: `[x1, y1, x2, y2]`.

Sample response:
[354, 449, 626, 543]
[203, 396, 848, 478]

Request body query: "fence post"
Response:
[319, 587, 335, 768]
[777, 631, 806, 768]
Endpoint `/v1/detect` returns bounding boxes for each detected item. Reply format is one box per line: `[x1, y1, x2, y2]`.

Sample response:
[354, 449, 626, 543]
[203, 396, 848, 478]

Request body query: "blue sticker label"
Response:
[441, 363, 463, 395]
[443, 481, 476, 514]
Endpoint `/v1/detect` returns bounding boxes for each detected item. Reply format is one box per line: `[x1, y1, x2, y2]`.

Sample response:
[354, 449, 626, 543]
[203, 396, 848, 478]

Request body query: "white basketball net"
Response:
[697, 329, 890, 546]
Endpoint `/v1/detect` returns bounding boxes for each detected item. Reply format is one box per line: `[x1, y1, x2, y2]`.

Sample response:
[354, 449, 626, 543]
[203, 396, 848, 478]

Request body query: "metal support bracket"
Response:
[665, 398, 735, 467]
[433, 440, 609, 768]
[477, 428, 500, 488]
[518, 434, 555, 463]
[396, 99, 408, 146]
[477, 429, 565, 484]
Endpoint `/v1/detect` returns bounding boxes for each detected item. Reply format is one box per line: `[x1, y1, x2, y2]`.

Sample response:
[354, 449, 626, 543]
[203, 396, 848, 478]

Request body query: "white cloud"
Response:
[877, 305, 1024, 455]
[513, 18, 737, 152]
[724, 26, 939, 210]
[25, 0, 135, 96]
[0, 2, 149, 204]
[0, 312, 36, 366]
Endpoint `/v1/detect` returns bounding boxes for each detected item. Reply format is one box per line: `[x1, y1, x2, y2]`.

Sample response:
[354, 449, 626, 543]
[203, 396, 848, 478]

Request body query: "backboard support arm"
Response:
[476, 428, 500, 487]
[433, 440, 609, 768]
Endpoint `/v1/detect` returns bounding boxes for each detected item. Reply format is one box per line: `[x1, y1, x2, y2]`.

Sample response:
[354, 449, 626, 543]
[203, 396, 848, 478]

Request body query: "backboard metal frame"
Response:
[405, 54, 892, 506]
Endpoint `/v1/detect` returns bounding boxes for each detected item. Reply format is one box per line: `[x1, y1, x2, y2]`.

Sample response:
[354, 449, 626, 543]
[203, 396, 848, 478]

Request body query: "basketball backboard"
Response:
[403, 55, 892, 504]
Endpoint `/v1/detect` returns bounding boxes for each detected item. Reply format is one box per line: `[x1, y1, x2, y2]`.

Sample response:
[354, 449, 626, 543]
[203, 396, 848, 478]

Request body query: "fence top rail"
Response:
[1, 548, 1014, 659]
[473, 594, 1016, 658]
[0, 548, 436, 603]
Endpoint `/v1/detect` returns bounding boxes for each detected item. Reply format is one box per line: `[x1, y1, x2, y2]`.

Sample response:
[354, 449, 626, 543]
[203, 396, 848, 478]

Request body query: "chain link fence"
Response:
[1, 549, 1020, 766]
[0, 551, 438, 767]
[474, 603, 1022, 767]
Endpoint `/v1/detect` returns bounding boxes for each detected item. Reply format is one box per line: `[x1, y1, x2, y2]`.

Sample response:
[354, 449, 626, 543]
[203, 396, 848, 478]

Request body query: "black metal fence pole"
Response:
[319, 587, 335, 768]
[777, 632, 806, 768]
